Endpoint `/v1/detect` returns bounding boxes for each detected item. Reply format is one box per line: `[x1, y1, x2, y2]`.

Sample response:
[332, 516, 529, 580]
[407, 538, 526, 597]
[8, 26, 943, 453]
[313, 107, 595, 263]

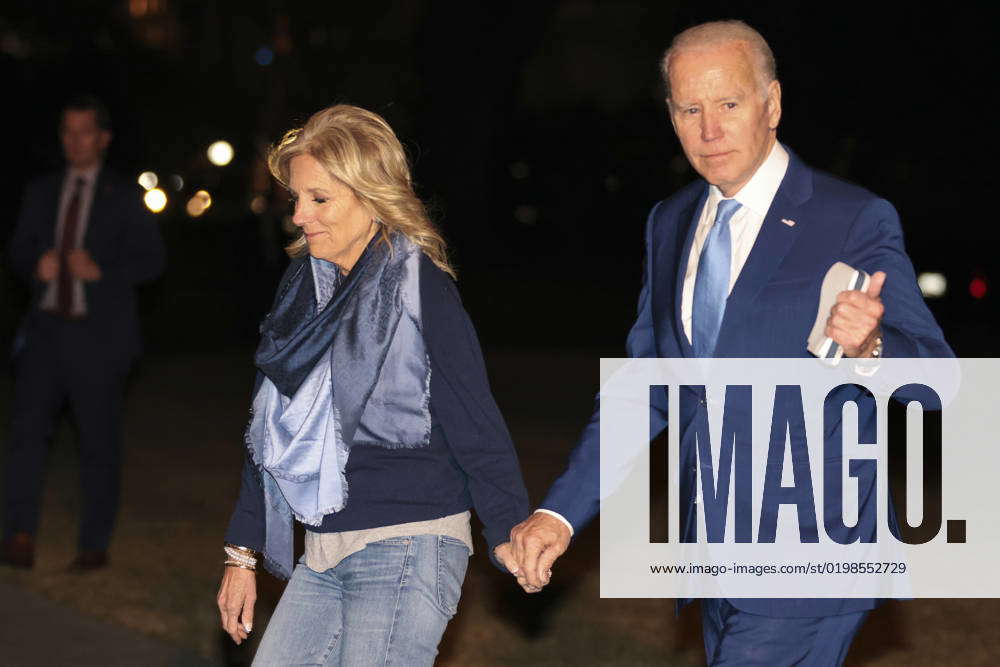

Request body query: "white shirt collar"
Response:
[67, 163, 101, 188]
[707, 141, 789, 217]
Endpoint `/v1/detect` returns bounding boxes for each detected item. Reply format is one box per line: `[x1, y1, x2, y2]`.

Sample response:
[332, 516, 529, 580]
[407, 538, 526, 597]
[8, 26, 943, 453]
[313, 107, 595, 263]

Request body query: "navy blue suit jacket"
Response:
[9, 169, 166, 363]
[540, 148, 952, 617]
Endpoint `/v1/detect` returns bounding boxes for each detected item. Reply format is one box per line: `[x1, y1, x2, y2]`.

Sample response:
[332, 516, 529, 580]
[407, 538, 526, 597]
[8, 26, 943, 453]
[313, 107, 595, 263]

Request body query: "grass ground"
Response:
[1, 348, 997, 665]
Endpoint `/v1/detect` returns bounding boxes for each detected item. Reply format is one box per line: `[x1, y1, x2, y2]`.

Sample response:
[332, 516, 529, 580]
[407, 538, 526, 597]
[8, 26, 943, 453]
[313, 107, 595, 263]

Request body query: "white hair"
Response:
[661, 20, 777, 100]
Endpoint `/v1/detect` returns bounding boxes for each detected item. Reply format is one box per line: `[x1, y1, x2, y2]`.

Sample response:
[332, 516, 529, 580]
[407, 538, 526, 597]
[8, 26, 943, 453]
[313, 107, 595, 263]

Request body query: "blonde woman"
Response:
[216, 105, 528, 665]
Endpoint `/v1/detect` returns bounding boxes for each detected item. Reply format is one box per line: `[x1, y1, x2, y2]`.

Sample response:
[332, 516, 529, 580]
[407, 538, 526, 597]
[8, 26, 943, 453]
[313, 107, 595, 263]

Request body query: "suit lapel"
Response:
[83, 170, 112, 249]
[672, 189, 707, 357]
[43, 173, 65, 246]
[650, 186, 706, 358]
[715, 150, 814, 353]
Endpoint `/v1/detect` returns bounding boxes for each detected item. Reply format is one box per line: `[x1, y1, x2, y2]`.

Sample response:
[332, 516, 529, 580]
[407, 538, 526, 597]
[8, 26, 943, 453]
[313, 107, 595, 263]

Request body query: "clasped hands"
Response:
[495, 512, 571, 594]
[36, 248, 102, 282]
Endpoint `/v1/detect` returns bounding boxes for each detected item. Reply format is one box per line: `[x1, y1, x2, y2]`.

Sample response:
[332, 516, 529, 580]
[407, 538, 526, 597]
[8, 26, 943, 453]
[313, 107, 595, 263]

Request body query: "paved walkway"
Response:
[0, 578, 217, 667]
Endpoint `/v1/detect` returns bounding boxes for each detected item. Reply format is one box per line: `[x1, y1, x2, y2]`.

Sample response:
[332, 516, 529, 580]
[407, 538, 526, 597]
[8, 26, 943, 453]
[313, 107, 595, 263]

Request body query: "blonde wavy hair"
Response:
[268, 104, 455, 278]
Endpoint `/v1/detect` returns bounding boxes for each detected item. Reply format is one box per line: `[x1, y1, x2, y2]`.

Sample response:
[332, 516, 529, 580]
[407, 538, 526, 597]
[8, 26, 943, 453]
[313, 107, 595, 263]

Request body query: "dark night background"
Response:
[0, 1, 997, 665]
[1, 0, 994, 356]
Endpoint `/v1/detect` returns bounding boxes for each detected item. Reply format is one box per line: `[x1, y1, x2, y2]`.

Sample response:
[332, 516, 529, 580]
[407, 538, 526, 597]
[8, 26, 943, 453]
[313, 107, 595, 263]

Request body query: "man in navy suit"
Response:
[504, 20, 951, 665]
[2, 96, 165, 570]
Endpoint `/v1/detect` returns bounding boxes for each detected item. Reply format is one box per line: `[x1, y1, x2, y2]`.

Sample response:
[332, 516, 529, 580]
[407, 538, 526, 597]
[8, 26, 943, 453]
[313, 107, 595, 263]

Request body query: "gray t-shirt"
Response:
[304, 511, 473, 572]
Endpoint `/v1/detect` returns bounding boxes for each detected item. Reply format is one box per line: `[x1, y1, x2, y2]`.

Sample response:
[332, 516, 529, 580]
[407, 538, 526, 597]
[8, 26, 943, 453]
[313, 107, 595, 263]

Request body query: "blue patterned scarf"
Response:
[245, 232, 431, 578]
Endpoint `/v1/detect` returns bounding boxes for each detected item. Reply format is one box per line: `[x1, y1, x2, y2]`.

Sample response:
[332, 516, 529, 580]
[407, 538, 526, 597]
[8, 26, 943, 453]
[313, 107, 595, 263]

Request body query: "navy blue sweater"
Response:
[225, 254, 530, 558]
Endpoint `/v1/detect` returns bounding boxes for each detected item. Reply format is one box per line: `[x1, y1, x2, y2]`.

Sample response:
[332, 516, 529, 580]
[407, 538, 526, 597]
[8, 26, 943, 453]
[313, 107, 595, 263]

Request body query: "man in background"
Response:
[2, 95, 165, 571]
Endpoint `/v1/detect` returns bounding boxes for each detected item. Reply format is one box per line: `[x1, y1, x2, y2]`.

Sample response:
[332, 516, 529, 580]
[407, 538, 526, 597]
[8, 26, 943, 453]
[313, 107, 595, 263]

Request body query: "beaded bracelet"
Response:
[224, 546, 256, 560]
[225, 560, 257, 572]
[224, 543, 259, 571]
[224, 553, 256, 568]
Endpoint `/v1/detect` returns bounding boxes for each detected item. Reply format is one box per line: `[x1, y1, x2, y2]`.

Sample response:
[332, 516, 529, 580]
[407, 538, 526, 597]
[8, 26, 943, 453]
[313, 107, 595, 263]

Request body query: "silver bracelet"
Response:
[224, 544, 259, 570]
[224, 549, 257, 567]
[225, 560, 257, 572]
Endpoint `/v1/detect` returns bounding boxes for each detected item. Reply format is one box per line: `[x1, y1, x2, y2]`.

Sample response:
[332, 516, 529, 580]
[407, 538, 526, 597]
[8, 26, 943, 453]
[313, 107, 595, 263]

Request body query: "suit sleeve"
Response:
[841, 198, 953, 358]
[421, 259, 531, 564]
[539, 201, 671, 534]
[8, 181, 47, 283]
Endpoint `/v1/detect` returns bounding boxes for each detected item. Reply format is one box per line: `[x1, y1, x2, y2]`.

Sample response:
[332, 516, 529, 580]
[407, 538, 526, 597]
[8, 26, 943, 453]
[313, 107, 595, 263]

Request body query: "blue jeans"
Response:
[252, 534, 469, 666]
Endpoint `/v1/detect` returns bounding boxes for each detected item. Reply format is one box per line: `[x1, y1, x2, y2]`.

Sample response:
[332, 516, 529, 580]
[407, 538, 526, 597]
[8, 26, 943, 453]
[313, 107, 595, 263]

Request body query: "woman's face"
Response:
[288, 153, 377, 271]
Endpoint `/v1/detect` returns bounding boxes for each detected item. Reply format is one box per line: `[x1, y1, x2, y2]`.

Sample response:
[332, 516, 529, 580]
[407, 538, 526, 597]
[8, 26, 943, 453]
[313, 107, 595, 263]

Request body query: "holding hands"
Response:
[495, 512, 572, 594]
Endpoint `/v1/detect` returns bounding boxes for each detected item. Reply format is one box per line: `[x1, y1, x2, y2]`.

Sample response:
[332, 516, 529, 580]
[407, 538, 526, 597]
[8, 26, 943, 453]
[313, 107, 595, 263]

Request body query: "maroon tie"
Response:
[56, 177, 85, 317]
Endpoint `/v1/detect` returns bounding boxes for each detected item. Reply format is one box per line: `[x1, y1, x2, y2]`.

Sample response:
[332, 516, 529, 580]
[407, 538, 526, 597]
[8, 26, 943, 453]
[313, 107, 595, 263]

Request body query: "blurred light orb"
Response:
[207, 140, 234, 166]
[255, 47, 274, 66]
[138, 171, 158, 191]
[917, 272, 946, 298]
[129, 0, 149, 18]
[250, 195, 267, 214]
[970, 277, 988, 300]
[187, 190, 212, 217]
[170, 174, 184, 192]
[144, 188, 167, 213]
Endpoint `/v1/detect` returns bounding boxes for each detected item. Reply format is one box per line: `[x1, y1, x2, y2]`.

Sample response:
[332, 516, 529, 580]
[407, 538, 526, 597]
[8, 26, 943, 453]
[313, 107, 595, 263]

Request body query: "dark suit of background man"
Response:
[503, 21, 951, 666]
[1, 96, 166, 571]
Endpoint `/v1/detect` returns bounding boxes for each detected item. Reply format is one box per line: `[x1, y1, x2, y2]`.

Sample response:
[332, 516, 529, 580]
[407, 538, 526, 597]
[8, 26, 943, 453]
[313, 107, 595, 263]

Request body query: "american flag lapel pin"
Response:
[781, 218, 796, 227]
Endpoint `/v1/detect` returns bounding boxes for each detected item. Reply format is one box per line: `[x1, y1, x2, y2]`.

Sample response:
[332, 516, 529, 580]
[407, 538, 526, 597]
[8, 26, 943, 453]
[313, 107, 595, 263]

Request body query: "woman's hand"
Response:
[217, 566, 257, 645]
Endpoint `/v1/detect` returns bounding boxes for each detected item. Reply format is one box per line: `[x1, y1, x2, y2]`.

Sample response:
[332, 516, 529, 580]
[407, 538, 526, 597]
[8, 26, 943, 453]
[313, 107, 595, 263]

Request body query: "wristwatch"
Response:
[870, 336, 883, 359]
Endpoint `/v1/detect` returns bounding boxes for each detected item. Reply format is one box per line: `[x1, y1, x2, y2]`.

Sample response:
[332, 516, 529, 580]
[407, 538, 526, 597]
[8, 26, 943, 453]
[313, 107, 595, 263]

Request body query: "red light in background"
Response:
[969, 277, 987, 299]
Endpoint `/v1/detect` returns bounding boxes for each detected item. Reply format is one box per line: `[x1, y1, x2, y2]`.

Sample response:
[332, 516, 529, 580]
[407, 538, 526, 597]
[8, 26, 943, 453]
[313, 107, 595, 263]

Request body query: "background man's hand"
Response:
[67, 249, 101, 281]
[826, 270, 885, 357]
[36, 250, 59, 282]
[216, 566, 256, 645]
[509, 512, 571, 592]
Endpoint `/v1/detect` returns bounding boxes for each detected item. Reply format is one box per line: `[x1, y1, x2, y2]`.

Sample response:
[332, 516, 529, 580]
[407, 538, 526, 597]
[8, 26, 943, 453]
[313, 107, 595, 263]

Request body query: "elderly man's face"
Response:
[668, 42, 781, 197]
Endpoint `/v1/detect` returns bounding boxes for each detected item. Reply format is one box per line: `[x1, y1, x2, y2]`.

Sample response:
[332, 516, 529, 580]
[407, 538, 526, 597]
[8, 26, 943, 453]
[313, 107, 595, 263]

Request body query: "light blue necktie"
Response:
[692, 198, 741, 357]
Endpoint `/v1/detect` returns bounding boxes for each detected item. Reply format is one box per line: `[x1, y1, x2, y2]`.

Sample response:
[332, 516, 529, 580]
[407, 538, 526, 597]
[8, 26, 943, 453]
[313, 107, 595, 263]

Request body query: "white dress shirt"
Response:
[537, 142, 790, 537]
[41, 164, 101, 316]
[681, 141, 789, 343]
